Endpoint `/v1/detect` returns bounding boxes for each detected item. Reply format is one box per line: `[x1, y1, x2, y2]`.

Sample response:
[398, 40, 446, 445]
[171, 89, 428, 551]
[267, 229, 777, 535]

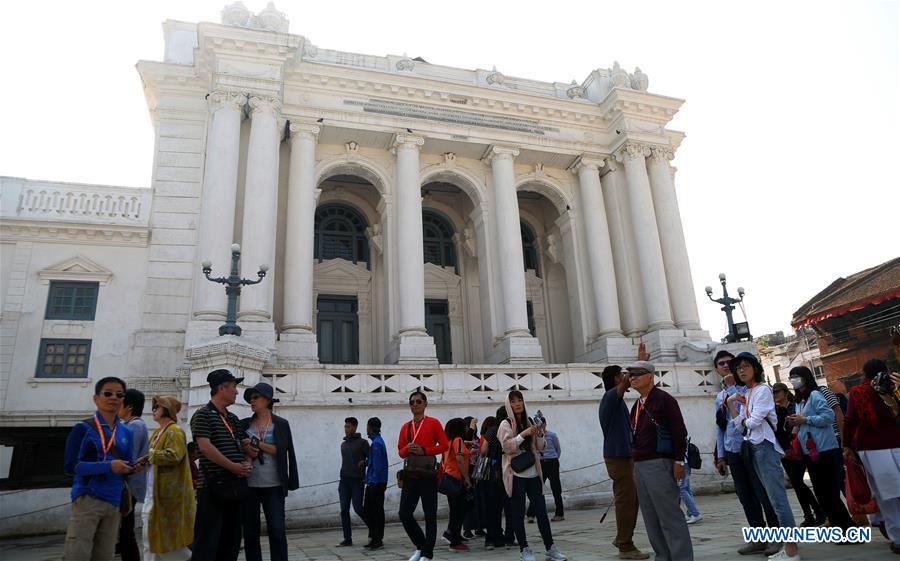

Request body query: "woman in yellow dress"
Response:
[141, 395, 195, 561]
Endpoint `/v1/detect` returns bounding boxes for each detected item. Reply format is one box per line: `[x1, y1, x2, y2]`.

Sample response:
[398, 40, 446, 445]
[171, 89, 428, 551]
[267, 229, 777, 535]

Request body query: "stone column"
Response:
[619, 142, 675, 331]
[647, 146, 702, 330]
[194, 91, 246, 320]
[572, 157, 623, 338]
[238, 96, 281, 322]
[280, 122, 320, 363]
[388, 133, 436, 364]
[485, 146, 543, 363]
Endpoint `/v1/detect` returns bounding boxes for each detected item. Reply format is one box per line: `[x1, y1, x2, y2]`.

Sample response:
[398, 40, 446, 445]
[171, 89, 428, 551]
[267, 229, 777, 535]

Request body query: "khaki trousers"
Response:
[62, 495, 122, 561]
[605, 457, 639, 552]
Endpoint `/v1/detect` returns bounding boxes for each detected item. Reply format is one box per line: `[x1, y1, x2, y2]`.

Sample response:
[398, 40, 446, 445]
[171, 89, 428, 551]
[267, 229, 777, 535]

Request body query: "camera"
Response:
[533, 409, 545, 427]
[249, 435, 264, 465]
[872, 371, 894, 395]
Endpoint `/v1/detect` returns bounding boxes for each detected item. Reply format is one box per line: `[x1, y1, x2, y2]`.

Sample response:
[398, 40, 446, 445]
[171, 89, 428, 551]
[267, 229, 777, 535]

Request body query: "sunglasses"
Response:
[717, 360, 731, 367]
[735, 364, 752, 371]
[102, 391, 125, 399]
[409, 399, 425, 405]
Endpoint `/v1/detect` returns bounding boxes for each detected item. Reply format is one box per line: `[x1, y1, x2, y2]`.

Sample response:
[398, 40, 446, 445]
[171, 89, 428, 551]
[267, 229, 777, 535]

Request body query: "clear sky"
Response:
[2, 0, 898, 342]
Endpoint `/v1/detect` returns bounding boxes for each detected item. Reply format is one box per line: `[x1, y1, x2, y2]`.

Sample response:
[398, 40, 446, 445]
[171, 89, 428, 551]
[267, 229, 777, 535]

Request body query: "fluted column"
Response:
[572, 156, 623, 338]
[393, 133, 428, 337]
[486, 146, 531, 337]
[647, 146, 702, 330]
[282, 122, 320, 335]
[618, 142, 675, 330]
[194, 91, 246, 320]
[238, 95, 281, 321]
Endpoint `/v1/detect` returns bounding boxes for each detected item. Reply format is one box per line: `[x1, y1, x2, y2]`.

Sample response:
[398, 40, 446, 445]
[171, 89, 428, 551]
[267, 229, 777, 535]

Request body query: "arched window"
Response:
[422, 211, 456, 270]
[521, 221, 540, 278]
[314, 204, 369, 264]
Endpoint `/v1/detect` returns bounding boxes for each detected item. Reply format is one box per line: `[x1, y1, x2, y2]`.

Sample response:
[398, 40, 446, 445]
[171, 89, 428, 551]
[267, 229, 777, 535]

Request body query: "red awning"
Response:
[792, 288, 900, 329]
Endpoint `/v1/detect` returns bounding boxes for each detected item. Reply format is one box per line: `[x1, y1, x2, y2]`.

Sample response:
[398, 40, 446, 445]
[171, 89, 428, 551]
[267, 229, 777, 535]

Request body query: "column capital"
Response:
[482, 145, 519, 164]
[392, 132, 425, 151]
[648, 145, 675, 165]
[615, 141, 651, 163]
[289, 122, 320, 142]
[568, 155, 607, 175]
[208, 90, 247, 113]
[248, 95, 282, 118]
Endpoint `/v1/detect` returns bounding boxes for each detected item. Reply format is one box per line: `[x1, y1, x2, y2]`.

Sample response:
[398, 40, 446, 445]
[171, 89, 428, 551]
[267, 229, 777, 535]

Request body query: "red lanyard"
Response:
[255, 417, 271, 442]
[218, 413, 236, 439]
[93, 415, 117, 461]
[744, 387, 755, 418]
[150, 422, 172, 449]
[410, 418, 425, 444]
[633, 398, 645, 428]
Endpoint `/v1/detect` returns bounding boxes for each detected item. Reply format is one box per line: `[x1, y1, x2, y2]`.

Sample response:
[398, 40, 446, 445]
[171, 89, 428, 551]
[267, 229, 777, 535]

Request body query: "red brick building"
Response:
[791, 256, 900, 386]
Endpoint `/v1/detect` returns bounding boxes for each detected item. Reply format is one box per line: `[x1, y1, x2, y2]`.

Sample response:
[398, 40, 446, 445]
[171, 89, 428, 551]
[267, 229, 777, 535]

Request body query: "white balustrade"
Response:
[1, 177, 150, 225]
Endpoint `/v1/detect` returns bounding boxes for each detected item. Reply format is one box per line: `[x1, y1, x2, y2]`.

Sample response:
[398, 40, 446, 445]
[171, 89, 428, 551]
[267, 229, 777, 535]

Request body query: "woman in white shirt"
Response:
[726, 352, 799, 561]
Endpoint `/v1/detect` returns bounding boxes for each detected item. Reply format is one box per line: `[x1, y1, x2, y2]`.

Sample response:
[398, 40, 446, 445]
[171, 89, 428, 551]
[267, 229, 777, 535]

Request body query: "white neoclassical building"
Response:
[0, 3, 732, 535]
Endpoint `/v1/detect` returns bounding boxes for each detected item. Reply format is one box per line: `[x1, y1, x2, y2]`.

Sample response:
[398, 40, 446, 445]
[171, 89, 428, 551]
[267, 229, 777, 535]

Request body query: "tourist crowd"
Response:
[60, 351, 900, 561]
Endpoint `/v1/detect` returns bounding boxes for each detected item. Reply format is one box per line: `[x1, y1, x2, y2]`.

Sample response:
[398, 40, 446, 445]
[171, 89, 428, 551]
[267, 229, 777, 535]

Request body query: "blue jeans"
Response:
[243, 486, 287, 561]
[679, 465, 700, 517]
[339, 478, 365, 541]
[751, 440, 796, 529]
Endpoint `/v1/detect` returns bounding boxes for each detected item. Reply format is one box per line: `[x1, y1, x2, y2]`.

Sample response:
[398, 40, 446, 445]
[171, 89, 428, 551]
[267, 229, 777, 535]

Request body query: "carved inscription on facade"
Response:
[344, 99, 559, 135]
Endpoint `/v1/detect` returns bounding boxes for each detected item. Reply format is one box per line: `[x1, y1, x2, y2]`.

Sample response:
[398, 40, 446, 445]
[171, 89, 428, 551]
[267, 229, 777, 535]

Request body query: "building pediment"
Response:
[37, 255, 113, 285]
[424, 262, 460, 289]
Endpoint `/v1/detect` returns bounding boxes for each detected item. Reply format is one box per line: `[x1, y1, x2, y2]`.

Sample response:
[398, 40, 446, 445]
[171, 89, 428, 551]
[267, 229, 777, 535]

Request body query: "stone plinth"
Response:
[277, 331, 320, 367]
[386, 334, 438, 365]
[490, 334, 544, 365]
[581, 335, 636, 364]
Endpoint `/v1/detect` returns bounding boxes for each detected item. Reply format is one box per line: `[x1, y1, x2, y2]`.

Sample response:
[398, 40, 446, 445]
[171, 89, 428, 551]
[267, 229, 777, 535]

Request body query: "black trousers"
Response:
[805, 449, 854, 531]
[242, 486, 288, 561]
[477, 480, 504, 545]
[446, 490, 468, 546]
[398, 477, 438, 559]
[511, 476, 554, 552]
[782, 458, 821, 520]
[192, 488, 243, 561]
[118, 496, 140, 561]
[526, 459, 564, 517]
[363, 483, 386, 543]
[726, 451, 778, 528]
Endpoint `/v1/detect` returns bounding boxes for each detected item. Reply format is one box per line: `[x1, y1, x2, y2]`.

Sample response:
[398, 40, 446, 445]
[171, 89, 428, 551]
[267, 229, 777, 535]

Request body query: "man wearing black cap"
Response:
[190, 369, 252, 561]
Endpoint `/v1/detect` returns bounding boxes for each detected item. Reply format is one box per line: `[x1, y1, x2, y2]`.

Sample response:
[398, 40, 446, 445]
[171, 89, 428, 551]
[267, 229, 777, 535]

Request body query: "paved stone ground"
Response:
[1, 492, 894, 561]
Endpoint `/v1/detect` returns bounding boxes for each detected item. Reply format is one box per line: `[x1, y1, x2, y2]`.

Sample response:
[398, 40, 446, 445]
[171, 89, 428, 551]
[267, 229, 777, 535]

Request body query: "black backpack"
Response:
[686, 437, 702, 470]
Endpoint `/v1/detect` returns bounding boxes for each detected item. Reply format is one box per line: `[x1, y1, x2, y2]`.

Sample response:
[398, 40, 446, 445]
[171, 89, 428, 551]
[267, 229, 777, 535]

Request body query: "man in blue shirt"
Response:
[598, 365, 650, 560]
[363, 416, 388, 550]
[63, 376, 141, 561]
[118, 388, 148, 561]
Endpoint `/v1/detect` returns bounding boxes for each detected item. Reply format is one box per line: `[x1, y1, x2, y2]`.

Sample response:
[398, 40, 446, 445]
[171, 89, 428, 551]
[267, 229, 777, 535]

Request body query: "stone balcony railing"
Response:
[0, 176, 151, 226]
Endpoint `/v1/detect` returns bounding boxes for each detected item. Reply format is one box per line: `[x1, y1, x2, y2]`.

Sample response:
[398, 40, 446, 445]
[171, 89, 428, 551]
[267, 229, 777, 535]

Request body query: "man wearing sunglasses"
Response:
[398, 391, 449, 561]
[63, 376, 141, 561]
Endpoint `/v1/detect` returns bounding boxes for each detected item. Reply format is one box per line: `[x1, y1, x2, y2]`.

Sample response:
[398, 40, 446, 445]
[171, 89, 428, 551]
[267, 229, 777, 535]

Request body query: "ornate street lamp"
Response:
[201, 244, 268, 337]
[704, 273, 751, 343]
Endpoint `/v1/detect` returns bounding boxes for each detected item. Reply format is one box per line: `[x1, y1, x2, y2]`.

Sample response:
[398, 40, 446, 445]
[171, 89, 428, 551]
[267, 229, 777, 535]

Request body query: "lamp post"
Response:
[704, 273, 749, 343]
[201, 243, 268, 337]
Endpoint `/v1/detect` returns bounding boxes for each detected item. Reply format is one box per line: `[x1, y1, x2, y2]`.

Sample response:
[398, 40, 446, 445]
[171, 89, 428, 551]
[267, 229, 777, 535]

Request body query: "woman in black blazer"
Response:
[240, 383, 299, 561]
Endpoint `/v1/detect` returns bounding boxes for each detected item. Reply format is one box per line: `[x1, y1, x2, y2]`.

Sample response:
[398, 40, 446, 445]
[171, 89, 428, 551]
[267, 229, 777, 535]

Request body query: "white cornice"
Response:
[0, 219, 150, 247]
[37, 255, 114, 285]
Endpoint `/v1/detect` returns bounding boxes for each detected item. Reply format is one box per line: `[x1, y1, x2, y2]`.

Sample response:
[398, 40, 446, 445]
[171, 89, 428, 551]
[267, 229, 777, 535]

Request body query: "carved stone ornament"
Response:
[396, 57, 415, 72]
[649, 145, 674, 165]
[345, 141, 360, 156]
[631, 67, 649, 91]
[461, 228, 476, 258]
[208, 91, 247, 113]
[610, 61, 632, 89]
[483, 145, 519, 164]
[545, 233, 561, 264]
[535, 162, 545, 175]
[623, 142, 651, 161]
[249, 95, 282, 118]
[566, 80, 586, 99]
[289, 122, 320, 141]
[392, 133, 425, 150]
[367, 223, 383, 255]
[443, 152, 457, 167]
[302, 41, 319, 59]
[221, 1, 252, 27]
[486, 66, 505, 86]
[256, 2, 289, 32]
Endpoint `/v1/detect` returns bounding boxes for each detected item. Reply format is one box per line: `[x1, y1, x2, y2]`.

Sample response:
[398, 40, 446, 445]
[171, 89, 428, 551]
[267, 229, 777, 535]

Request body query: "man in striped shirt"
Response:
[190, 369, 252, 561]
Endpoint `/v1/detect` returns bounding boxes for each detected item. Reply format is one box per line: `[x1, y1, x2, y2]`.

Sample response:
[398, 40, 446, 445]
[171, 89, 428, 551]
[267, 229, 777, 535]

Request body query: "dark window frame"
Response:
[0, 427, 71, 490]
[422, 210, 457, 271]
[521, 222, 540, 278]
[44, 281, 99, 321]
[35, 339, 92, 378]
[314, 204, 370, 266]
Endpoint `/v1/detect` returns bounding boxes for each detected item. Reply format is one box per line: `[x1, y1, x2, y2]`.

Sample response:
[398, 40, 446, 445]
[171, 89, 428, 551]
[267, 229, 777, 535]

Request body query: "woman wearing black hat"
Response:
[240, 383, 299, 561]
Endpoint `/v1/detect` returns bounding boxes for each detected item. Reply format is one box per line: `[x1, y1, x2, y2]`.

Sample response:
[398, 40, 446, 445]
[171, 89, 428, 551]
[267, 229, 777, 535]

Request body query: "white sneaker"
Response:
[421, 558, 433, 561]
[408, 550, 423, 561]
[686, 514, 703, 525]
[767, 548, 800, 561]
[546, 544, 567, 560]
[521, 547, 536, 561]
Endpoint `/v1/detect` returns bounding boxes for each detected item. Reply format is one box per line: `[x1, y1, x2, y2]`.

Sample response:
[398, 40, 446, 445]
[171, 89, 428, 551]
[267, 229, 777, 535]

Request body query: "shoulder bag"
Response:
[402, 420, 438, 479]
[508, 420, 537, 473]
